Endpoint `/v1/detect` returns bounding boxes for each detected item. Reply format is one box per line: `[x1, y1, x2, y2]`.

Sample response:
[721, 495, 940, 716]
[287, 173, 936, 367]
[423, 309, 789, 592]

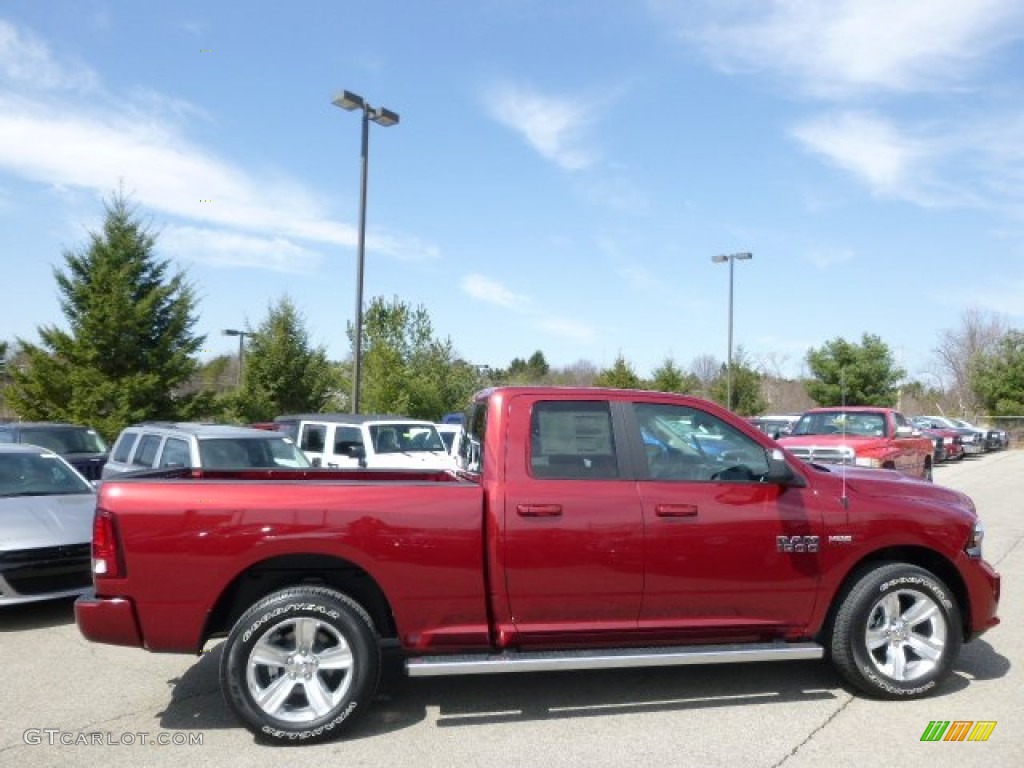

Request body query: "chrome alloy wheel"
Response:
[864, 588, 947, 682]
[245, 616, 355, 723]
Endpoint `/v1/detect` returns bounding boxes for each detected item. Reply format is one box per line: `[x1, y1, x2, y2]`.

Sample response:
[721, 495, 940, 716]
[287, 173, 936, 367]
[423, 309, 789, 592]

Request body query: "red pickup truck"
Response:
[777, 407, 935, 481]
[75, 387, 1000, 744]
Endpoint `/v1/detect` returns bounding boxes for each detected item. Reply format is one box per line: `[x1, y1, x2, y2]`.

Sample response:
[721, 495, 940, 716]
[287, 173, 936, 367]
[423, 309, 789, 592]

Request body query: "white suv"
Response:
[272, 414, 454, 470]
[102, 422, 311, 478]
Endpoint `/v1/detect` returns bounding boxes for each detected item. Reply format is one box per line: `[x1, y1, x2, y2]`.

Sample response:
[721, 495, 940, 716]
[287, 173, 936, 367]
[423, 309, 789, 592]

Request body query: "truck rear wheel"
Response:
[830, 563, 960, 699]
[220, 586, 380, 744]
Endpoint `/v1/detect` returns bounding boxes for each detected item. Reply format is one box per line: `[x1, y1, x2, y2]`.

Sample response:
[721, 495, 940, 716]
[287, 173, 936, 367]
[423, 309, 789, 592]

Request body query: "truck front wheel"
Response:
[220, 586, 380, 744]
[830, 563, 961, 699]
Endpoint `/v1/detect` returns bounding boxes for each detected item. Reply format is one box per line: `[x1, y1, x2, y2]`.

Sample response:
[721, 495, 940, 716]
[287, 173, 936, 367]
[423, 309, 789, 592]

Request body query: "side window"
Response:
[457, 402, 485, 473]
[333, 426, 363, 457]
[300, 424, 326, 453]
[0, 428, 13, 443]
[529, 401, 619, 479]
[159, 437, 191, 468]
[133, 434, 162, 468]
[112, 432, 138, 463]
[634, 402, 769, 483]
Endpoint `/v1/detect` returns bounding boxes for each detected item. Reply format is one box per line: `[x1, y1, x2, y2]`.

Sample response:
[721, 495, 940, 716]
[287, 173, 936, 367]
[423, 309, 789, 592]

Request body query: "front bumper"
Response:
[74, 590, 144, 648]
[965, 559, 1001, 641]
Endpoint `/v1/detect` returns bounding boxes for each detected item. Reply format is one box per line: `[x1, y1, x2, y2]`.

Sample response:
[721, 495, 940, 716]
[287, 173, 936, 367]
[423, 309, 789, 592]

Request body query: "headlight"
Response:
[965, 521, 985, 559]
[854, 457, 882, 468]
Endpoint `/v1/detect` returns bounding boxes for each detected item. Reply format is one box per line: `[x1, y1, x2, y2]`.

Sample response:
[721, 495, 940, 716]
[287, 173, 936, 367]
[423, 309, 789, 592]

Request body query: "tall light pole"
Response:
[221, 328, 250, 388]
[710, 252, 753, 411]
[332, 89, 400, 414]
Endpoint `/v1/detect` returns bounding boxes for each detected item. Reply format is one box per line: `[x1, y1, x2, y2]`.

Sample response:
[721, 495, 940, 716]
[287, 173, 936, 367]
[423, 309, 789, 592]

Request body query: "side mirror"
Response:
[763, 448, 807, 487]
[311, 457, 322, 467]
[895, 425, 914, 438]
[349, 445, 366, 460]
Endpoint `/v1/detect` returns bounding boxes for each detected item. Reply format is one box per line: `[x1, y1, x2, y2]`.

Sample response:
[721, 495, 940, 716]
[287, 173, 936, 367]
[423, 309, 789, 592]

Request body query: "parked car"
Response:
[778, 407, 934, 481]
[0, 422, 109, 481]
[435, 423, 464, 456]
[747, 414, 801, 440]
[273, 413, 454, 469]
[913, 424, 964, 463]
[912, 416, 985, 456]
[102, 422, 310, 478]
[948, 418, 1006, 452]
[0, 444, 96, 606]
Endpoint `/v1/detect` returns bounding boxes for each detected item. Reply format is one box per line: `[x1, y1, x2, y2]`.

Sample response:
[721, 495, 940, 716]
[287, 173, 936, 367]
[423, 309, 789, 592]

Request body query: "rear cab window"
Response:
[529, 401, 619, 479]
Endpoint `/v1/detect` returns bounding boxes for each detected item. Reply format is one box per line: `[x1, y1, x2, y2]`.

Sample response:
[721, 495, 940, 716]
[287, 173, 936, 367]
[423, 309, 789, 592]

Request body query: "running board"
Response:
[406, 642, 824, 677]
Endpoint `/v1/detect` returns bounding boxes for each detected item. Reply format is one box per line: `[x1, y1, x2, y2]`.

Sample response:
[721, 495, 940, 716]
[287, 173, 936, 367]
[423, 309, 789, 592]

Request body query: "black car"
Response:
[0, 422, 109, 480]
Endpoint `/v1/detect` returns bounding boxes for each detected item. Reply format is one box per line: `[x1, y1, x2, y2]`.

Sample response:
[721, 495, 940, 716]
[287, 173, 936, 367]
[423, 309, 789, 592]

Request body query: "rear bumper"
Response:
[74, 590, 144, 648]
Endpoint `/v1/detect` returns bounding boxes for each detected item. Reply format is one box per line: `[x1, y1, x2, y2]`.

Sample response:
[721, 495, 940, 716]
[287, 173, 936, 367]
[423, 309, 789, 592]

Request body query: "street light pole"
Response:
[221, 329, 249, 388]
[332, 90, 400, 414]
[710, 252, 753, 411]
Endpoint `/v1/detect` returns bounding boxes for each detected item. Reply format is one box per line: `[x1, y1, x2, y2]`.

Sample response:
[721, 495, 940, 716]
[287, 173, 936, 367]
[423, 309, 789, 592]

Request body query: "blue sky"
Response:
[2, 1, 1023, 383]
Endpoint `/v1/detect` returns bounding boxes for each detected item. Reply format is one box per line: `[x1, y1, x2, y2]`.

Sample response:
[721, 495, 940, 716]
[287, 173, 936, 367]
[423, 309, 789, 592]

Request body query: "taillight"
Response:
[92, 508, 124, 578]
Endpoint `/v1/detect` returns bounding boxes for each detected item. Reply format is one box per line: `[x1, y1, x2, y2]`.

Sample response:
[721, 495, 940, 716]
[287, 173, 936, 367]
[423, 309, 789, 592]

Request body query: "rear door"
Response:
[500, 396, 644, 641]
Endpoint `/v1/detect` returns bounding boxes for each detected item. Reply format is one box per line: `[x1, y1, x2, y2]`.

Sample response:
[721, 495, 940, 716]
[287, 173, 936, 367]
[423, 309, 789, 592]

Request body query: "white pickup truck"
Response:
[272, 413, 454, 470]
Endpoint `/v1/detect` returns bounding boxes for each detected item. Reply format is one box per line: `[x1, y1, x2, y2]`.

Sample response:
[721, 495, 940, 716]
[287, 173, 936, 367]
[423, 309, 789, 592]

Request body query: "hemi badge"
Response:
[829, 535, 853, 544]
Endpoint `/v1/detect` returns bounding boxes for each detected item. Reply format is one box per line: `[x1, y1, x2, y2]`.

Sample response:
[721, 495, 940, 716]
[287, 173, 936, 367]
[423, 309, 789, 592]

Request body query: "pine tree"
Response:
[233, 297, 340, 421]
[6, 193, 203, 440]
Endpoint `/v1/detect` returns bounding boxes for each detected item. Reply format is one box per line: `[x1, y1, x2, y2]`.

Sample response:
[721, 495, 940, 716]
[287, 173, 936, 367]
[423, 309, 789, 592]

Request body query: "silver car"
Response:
[0, 444, 96, 606]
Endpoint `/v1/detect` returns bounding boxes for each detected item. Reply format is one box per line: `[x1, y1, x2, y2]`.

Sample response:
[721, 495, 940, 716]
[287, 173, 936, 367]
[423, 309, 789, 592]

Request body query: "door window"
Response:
[634, 402, 769, 482]
[529, 401, 619, 479]
[300, 424, 326, 453]
[133, 434, 162, 468]
[159, 437, 191, 468]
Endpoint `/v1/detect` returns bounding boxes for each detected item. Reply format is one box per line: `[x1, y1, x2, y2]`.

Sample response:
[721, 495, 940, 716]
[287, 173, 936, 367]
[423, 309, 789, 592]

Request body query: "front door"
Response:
[629, 401, 822, 641]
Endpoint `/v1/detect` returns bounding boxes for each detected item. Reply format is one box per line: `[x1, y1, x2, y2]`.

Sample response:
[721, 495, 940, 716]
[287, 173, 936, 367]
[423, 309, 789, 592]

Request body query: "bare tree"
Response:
[933, 309, 1007, 414]
[690, 354, 720, 398]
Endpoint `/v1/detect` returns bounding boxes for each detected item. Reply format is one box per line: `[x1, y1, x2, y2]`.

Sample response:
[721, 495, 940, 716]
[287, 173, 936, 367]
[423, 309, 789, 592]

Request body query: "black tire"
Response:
[220, 586, 380, 744]
[830, 563, 961, 699]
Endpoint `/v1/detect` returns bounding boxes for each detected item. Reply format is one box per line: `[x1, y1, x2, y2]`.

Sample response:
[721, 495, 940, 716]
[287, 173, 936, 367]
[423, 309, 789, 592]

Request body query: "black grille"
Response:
[0, 543, 92, 596]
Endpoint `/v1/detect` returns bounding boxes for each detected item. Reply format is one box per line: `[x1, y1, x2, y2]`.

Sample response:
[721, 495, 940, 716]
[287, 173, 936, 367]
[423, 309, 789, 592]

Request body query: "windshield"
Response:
[198, 437, 312, 468]
[369, 423, 446, 454]
[19, 426, 108, 455]
[0, 452, 94, 497]
[792, 411, 887, 437]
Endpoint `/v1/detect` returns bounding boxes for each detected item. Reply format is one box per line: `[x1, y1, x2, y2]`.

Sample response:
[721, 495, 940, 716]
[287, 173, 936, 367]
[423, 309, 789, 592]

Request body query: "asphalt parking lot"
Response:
[1, 452, 1020, 767]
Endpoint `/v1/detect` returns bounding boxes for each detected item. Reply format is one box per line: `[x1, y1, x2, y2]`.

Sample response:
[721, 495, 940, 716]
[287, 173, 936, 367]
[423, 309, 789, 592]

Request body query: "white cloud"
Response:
[803, 247, 855, 269]
[535, 316, 596, 343]
[0, 20, 435, 271]
[483, 82, 600, 171]
[666, 0, 1024, 98]
[791, 112, 927, 196]
[0, 19, 97, 91]
[160, 225, 323, 273]
[461, 272, 596, 343]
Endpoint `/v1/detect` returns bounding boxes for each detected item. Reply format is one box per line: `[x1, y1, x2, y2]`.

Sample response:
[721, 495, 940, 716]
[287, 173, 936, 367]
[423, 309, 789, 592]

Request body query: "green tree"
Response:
[359, 296, 479, 418]
[5, 193, 202, 440]
[649, 357, 699, 394]
[970, 330, 1024, 416]
[594, 354, 642, 389]
[233, 297, 341, 421]
[707, 348, 766, 415]
[805, 334, 904, 407]
[500, 350, 551, 384]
